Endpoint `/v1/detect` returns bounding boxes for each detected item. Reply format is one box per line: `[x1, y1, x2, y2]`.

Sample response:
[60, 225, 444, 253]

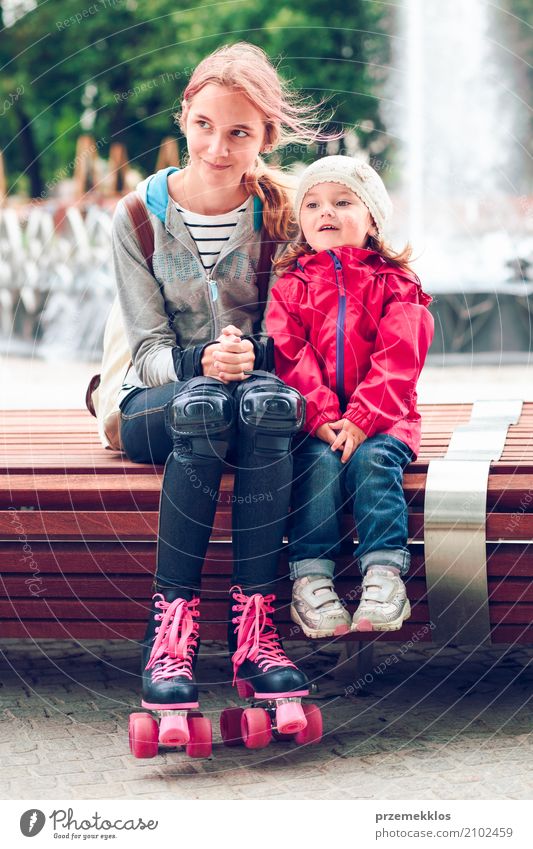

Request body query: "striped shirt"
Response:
[175, 197, 251, 272]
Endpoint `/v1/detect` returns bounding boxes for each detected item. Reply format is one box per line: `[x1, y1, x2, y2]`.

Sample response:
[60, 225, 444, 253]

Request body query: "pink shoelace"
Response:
[230, 586, 296, 685]
[145, 595, 200, 683]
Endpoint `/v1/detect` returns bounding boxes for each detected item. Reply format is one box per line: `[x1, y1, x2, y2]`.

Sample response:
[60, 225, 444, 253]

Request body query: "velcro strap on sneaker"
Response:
[301, 579, 341, 609]
[361, 575, 396, 604]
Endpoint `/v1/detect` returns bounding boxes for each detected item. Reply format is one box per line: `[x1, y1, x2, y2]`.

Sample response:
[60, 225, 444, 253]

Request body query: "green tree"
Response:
[1, 0, 391, 195]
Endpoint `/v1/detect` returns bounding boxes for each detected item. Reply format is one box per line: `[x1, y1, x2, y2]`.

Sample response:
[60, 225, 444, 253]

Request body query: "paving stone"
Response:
[61, 772, 106, 786]
[0, 751, 39, 764]
[31, 761, 85, 776]
[66, 783, 127, 799]
[1, 640, 531, 800]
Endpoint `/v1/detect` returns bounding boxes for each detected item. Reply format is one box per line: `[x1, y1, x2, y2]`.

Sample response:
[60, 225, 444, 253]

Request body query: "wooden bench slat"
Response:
[0, 542, 530, 575]
[1, 619, 531, 642]
[2, 575, 531, 603]
[1, 509, 532, 541]
[1, 473, 530, 510]
[1, 598, 531, 625]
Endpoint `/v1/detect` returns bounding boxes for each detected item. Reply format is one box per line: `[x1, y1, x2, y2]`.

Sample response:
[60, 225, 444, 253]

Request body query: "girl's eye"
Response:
[305, 202, 318, 209]
[336, 200, 350, 206]
[232, 129, 248, 138]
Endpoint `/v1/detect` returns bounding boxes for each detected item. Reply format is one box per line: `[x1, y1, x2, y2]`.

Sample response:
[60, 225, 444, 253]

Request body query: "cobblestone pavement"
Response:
[0, 639, 531, 800]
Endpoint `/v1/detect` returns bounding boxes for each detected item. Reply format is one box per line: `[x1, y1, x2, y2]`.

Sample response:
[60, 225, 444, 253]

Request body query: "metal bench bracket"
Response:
[423, 399, 523, 645]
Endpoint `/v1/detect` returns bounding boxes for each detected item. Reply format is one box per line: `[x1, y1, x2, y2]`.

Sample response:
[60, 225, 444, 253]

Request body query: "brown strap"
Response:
[123, 192, 154, 274]
[85, 373, 100, 418]
[85, 193, 153, 420]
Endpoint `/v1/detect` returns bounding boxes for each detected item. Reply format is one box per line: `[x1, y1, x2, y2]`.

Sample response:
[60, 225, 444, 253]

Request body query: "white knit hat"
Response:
[294, 155, 393, 239]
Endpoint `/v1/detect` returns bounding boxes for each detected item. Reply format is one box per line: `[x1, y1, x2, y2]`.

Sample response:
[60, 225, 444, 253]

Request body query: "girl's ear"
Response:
[368, 218, 378, 238]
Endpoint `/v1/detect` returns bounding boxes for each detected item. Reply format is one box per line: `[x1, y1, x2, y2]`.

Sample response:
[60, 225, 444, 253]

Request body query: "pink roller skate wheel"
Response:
[294, 704, 323, 745]
[159, 713, 190, 746]
[186, 717, 212, 759]
[236, 678, 254, 699]
[129, 713, 158, 759]
[220, 708, 245, 747]
[241, 708, 272, 749]
[276, 701, 307, 735]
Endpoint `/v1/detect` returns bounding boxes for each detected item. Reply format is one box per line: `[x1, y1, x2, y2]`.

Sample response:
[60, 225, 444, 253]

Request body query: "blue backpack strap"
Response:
[253, 195, 263, 231]
[146, 166, 180, 222]
[147, 169, 262, 229]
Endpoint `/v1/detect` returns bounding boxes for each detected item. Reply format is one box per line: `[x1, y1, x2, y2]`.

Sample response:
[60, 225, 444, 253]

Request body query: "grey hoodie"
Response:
[112, 169, 275, 398]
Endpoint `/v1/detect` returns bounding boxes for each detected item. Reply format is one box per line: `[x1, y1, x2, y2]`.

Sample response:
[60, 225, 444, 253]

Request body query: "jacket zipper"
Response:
[169, 213, 257, 341]
[206, 226, 259, 340]
[205, 271, 220, 338]
[329, 251, 347, 411]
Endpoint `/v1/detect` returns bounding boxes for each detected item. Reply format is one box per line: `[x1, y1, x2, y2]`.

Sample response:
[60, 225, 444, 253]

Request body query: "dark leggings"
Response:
[119, 378, 293, 599]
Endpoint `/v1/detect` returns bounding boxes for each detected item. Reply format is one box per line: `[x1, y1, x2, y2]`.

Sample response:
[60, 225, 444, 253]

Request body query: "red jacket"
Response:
[266, 246, 434, 457]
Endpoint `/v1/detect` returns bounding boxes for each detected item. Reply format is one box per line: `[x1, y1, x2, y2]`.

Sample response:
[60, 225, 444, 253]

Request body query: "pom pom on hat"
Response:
[294, 155, 393, 239]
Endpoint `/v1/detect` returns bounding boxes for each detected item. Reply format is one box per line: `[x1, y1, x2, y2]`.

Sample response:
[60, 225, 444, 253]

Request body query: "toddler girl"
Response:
[266, 155, 434, 637]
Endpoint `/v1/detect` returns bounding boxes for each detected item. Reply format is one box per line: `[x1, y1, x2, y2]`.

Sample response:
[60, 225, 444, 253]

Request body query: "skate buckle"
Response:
[155, 709, 188, 718]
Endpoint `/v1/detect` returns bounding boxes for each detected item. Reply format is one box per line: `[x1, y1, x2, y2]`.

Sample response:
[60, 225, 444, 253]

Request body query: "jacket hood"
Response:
[296, 245, 420, 284]
[296, 245, 380, 267]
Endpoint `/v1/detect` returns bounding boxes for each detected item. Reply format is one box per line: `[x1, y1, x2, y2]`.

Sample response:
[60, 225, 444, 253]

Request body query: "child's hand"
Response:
[329, 419, 367, 463]
[315, 423, 337, 445]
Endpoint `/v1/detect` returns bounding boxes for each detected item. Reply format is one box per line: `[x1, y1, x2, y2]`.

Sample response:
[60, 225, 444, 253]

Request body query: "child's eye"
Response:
[305, 201, 318, 209]
[232, 129, 248, 138]
[336, 200, 350, 206]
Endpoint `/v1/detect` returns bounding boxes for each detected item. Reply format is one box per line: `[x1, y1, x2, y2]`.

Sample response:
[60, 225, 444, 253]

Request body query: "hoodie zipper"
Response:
[329, 251, 347, 410]
[205, 220, 259, 340]
[205, 271, 220, 338]
[169, 216, 255, 341]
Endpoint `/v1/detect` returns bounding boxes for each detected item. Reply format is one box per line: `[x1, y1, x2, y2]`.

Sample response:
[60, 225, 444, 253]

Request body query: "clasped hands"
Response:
[201, 325, 255, 383]
[315, 419, 367, 464]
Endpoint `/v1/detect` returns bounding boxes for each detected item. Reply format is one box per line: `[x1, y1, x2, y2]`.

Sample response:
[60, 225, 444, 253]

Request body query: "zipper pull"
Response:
[207, 275, 218, 302]
[329, 251, 342, 270]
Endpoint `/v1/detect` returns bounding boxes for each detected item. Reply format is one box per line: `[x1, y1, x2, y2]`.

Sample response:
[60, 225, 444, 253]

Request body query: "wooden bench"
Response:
[1, 404, 532, 646]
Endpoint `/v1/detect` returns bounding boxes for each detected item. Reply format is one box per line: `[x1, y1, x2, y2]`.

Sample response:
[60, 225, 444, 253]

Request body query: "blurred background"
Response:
[0, 0, 532, 407]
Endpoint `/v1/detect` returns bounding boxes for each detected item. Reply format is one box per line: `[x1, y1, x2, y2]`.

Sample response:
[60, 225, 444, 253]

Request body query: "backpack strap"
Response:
[256, 229, 274, 316]
[253, 196, 275, 316]
[123, 192, 154, 274]
[85, 194, 155, 421]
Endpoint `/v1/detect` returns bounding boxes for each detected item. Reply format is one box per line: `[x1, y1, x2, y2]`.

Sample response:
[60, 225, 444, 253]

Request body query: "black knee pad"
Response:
[238, 375, 305, 457]
[165, 377, 235, 461]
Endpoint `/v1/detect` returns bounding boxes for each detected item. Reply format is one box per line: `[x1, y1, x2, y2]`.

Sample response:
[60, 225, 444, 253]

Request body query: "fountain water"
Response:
[391, 0, 531, 294]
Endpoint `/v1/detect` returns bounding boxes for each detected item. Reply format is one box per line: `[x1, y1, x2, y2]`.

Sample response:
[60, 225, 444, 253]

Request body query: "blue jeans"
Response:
[288, 434, 414, 580]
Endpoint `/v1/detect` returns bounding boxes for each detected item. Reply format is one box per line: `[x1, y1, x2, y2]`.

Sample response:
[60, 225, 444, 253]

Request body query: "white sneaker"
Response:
[291, 576, 352, 638]
[351, 567, 411, 632]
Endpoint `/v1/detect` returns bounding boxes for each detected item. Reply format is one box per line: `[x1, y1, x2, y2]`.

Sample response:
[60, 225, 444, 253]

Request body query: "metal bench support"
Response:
[424, 399, 523, 645]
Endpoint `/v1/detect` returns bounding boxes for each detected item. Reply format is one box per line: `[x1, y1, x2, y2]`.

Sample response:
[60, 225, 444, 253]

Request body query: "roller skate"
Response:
[128, 590, 212, 759]
[219, 587, 322, 750]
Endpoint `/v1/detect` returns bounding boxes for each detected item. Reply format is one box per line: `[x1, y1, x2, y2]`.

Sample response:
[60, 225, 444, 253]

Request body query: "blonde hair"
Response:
[175, 42, 334, 243]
